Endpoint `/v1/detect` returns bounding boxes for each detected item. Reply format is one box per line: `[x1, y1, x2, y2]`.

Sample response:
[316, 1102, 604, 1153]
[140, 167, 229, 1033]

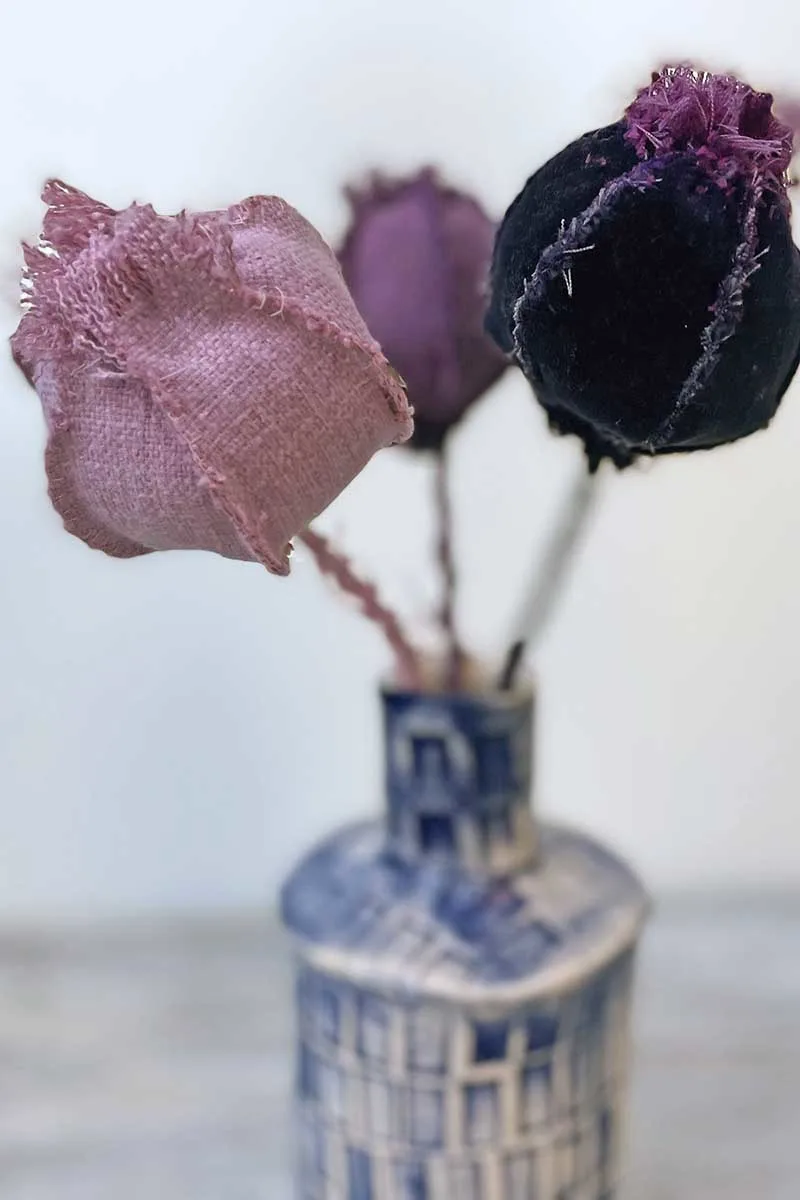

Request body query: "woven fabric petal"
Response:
[12, 183, 413, 574]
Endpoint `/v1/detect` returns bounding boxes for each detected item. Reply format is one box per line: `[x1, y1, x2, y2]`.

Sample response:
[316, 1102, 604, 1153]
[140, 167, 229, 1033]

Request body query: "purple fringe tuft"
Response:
[626, 65, 795, 206]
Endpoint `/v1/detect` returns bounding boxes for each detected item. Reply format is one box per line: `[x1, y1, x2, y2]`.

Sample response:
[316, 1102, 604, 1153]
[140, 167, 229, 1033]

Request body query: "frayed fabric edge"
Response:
[11, 183, 412, 575]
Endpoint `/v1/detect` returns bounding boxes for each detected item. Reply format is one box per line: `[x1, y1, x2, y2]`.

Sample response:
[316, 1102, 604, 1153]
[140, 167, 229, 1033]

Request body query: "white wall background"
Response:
[1, 0, 799, 921]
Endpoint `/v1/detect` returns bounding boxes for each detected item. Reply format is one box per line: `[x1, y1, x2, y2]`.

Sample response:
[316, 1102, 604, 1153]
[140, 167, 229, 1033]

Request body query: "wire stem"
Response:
[434, 447, 463, 689]
[498, 466, 599, 690]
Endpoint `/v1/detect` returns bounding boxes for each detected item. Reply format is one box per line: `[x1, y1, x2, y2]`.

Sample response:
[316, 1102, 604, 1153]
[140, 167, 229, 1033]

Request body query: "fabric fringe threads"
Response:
[11, 181, 412, 575]
[487, 65, 800, 469]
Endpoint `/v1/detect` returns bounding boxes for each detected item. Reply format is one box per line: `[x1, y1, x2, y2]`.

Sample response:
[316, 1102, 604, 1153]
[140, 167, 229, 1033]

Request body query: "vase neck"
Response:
[381, 685, 538, 877]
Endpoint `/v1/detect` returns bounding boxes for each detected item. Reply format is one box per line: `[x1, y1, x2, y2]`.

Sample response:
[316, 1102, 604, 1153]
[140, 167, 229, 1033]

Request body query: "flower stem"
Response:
[434, 447, 463, 689]
[300, 528, 422, 687]
[498, 466, 600, 690]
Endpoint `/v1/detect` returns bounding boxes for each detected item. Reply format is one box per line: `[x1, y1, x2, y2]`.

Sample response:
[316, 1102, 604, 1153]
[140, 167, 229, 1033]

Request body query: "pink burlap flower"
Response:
[11, 181, 413, 575]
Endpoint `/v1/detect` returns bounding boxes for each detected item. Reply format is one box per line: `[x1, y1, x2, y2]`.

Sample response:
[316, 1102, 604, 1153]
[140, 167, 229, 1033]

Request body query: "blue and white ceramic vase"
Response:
[281, 680, 649, 1200]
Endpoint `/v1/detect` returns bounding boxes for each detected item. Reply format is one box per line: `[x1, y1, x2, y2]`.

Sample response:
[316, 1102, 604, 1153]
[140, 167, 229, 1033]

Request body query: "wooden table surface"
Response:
[0, 897, 797, 1199]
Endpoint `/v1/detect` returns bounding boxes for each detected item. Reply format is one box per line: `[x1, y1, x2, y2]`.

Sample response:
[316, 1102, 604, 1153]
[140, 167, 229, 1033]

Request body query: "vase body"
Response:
[281, 684, 649, 1200]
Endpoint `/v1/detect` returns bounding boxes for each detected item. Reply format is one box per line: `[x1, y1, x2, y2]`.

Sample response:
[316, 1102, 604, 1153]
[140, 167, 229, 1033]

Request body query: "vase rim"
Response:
[382, 656, 535, 703]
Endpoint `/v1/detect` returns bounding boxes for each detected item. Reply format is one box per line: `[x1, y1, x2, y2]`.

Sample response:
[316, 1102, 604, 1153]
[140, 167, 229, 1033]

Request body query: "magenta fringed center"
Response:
[625, 65, 795, 202]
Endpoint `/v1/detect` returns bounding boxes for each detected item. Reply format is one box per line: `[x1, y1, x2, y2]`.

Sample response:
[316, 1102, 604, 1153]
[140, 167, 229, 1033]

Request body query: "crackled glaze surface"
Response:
[282, 687, 649, 1198]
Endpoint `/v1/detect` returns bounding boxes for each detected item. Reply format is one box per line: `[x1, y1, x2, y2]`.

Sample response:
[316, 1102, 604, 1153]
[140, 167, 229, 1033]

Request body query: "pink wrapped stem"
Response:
[300, 529, 421, 686]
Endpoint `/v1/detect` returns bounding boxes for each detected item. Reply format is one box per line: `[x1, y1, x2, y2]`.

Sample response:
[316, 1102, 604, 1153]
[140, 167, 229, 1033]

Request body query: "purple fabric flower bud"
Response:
[11, 182, 412, 574]
[487, 66, 800, 468]
[339, 169, 508, 450]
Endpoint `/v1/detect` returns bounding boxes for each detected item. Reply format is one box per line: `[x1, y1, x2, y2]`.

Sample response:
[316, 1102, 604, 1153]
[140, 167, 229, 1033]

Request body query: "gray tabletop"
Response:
[0, 897, 797, 1199]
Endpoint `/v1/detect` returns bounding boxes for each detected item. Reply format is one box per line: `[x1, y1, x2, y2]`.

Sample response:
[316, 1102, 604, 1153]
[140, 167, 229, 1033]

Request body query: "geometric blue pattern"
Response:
[473, 1020, 509, 1062]
[349, 1149, 372, 1200]
[284, 685, 649, 1199]
[282, 821, 646, 992]
[294, 950, 636, 1198]
[283, 687, 647, 999]
[527, 1009, 559, 1052]
[407, 1007, 448, 1074]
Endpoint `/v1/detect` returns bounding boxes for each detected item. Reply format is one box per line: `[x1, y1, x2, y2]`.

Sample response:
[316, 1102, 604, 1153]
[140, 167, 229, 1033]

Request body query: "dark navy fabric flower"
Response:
[487, 66, 800, 468]
[339, 169, 508, 451]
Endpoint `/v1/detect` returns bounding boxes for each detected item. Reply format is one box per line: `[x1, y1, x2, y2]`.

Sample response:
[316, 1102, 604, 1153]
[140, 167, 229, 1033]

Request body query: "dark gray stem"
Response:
[499, 467, 599, 690]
